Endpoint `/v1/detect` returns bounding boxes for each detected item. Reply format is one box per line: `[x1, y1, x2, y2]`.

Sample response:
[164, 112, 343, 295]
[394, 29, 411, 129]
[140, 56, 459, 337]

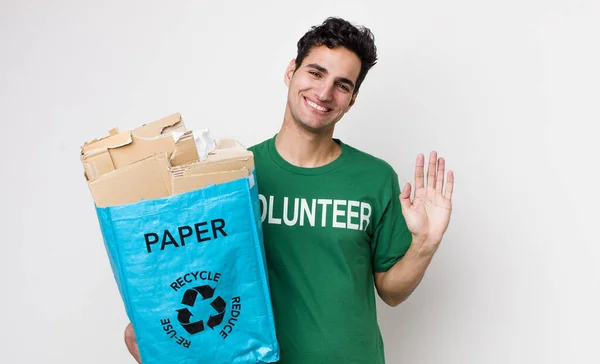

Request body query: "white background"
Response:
[1, 0, 599, 363]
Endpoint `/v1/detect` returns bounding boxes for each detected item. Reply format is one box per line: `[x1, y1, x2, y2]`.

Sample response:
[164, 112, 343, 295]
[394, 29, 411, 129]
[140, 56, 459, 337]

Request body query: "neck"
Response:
[275, 110, 341, 168]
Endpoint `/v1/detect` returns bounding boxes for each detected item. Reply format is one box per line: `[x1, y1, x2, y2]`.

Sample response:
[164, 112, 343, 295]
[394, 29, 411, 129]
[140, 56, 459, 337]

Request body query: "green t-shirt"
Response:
[249, 135, 412, 364]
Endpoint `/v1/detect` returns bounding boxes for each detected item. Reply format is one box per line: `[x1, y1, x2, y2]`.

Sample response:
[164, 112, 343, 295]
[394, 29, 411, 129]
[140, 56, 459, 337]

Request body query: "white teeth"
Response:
[306, 99, 329, 112]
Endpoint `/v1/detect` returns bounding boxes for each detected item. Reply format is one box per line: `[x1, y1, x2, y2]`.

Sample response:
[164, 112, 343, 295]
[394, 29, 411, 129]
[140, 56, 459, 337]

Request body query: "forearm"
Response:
[375, 238, 437, 307]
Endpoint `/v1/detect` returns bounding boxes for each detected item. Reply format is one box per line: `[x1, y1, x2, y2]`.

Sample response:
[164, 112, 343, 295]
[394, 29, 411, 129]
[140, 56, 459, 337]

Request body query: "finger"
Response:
[444, 170, 454, 200]
[435, 157, 445, 194]
[399, 182, 412, 212]
[414, 154, 425, 189]
[426, 151, 437, 188]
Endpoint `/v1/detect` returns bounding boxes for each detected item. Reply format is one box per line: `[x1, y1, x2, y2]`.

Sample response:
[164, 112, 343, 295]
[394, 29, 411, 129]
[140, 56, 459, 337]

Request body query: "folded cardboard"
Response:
[81, 112, 254, 207]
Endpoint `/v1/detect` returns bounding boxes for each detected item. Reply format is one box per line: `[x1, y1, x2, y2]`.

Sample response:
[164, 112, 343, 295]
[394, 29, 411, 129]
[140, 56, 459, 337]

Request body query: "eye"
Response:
[309, 71, 322, 78]
[337, 83, 350, 92]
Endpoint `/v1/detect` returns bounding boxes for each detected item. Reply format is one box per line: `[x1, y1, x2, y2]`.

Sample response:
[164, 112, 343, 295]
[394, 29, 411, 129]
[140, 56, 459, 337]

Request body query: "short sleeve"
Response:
[370, 172, 412, 272]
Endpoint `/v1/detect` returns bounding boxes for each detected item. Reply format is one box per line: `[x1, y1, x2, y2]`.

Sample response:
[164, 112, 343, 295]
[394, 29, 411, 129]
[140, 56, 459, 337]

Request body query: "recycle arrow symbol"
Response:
[176, 285, 227, 334]
[182, 285, 215, 307]
[176, 308, 205, 335]
[206, 296, 226, 330]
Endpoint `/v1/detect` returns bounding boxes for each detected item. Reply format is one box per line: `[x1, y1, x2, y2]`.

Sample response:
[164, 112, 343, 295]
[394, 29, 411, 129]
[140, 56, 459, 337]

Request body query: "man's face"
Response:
[284, 45, 361, 134]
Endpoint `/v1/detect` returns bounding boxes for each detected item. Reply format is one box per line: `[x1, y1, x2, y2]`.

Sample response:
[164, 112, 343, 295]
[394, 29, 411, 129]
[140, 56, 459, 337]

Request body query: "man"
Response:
[125, 17, 454, 363]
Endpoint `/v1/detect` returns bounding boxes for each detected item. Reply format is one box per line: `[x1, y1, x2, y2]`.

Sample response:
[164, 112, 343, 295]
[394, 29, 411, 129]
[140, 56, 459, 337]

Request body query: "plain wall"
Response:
[1, 0, 598, 363]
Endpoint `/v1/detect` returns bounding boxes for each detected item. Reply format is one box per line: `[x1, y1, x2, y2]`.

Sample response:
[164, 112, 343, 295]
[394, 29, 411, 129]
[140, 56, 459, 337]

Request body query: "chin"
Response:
[296, 119, 335, 134]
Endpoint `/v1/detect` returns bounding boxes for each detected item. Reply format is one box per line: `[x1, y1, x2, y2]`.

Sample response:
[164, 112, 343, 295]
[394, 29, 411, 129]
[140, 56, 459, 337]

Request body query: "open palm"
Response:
[400, 151, 454, 248]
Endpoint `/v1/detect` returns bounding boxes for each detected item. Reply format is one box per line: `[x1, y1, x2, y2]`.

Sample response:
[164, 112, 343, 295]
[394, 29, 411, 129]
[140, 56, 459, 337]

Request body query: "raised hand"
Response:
[399, 151, 454, 254]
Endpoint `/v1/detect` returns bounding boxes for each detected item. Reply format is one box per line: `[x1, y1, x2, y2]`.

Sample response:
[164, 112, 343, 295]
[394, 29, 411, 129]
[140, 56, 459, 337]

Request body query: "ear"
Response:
[284, 59, 296, 87]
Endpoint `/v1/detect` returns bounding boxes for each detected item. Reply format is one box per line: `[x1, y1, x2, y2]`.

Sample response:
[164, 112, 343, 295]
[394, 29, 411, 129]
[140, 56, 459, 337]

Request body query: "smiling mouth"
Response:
[305, 98, 331, 113]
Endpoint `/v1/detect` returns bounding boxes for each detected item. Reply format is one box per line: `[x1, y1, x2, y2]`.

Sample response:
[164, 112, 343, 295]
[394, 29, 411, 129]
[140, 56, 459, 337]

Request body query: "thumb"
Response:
[399, 183, 412, 213]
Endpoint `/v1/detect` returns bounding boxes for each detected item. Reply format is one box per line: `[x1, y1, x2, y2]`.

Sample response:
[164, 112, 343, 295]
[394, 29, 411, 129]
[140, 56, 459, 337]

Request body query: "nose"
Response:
[315, 82, 334, 103]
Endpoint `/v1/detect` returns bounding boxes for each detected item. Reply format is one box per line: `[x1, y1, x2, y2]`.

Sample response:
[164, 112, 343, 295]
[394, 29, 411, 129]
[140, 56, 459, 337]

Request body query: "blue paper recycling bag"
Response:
[95, 172, 279, 364]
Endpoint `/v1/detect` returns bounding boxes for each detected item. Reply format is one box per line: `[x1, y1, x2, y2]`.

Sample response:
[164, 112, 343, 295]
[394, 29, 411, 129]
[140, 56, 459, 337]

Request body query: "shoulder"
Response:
[340, 140, 398, 179]
[247, 137, 271, 155]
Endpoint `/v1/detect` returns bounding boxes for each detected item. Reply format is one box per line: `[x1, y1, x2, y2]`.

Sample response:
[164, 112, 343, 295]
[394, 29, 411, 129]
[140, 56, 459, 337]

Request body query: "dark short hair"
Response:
[295, 17, 378, 94]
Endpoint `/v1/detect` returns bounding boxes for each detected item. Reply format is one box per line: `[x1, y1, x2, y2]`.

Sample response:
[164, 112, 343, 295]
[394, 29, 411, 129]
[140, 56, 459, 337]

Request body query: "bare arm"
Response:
[374, 238, 435, 306]
[374, 151, 454, 306]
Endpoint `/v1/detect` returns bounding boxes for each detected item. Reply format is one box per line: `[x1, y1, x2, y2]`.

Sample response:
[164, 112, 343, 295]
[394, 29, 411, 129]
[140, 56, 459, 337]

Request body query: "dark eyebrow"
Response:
[306, 63, 356, 90]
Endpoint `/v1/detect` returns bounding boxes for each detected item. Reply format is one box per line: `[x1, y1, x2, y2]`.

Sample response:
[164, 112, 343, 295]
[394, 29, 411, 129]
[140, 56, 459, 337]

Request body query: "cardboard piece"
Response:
[81, 113, 254, 207]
